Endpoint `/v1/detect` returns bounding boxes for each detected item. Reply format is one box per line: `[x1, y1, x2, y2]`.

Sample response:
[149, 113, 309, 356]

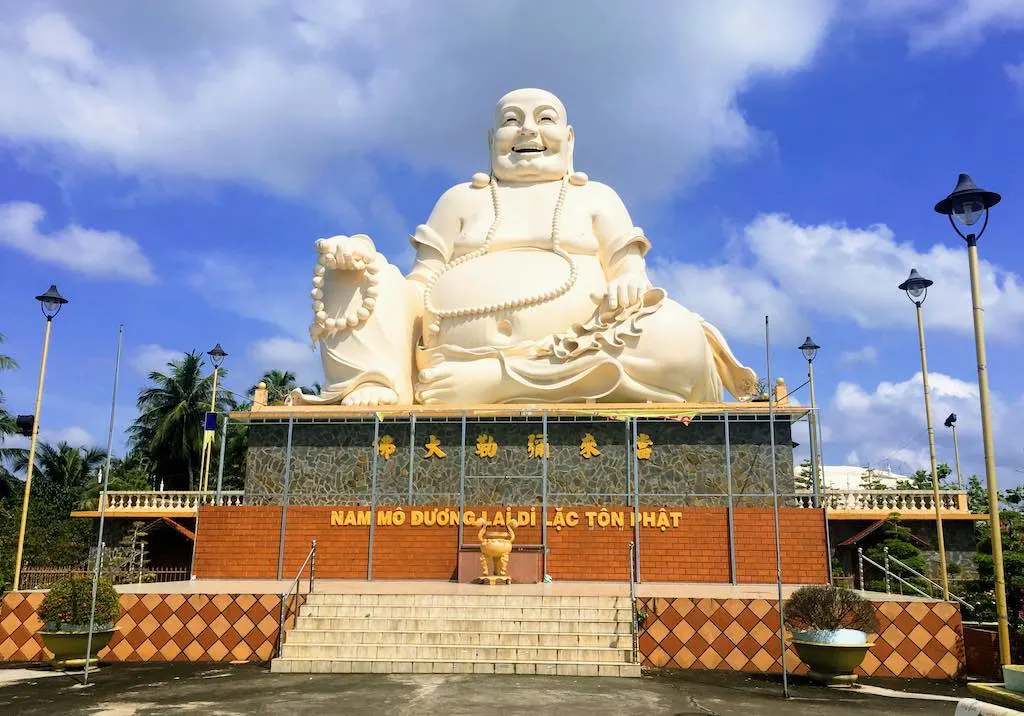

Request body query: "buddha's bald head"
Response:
[489, 88, 574, 183]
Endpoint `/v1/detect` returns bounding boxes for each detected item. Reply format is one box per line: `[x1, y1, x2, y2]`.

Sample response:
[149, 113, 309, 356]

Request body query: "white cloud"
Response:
[825, 371, 1023, 484]
[0, 2, 838, 204]
[130, 343, 180, 376]
[651, 213, 1024, 345]
[840, 345, 878, 365]
[0, 201, 156, 283]
[858, 0, 1024, 52]
[1008, 61, 1024, 89]
[5, 424, 96, 450]
[247, 336, 321, 384]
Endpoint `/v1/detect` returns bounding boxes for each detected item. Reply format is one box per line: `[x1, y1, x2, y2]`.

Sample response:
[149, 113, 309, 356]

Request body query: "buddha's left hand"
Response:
[603, 274, 651, 311]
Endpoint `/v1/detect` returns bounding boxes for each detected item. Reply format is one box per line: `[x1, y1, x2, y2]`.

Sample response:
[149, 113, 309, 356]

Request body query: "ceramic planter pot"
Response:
[790, 629, 873, 685]
[39, 627, 116, 670]
[1003, 664, 1024, 693]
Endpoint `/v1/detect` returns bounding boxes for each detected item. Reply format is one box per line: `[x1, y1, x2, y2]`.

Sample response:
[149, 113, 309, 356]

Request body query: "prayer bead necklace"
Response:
[422, 175, 578, 340]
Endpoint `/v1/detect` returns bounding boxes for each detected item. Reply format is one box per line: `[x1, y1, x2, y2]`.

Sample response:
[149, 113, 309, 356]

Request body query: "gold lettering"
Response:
[377, 510, 393, 526]
[391, 509, 405, 526]
[527, 433, 549, 458]
[343, 511, 357, 526]
[565, 511, 579, 527]
[424, 435, 447, 458]
[610, 511, 623, 528]
[656, 510, 670, 531]
[530, 507, 537, 527]
[670, 511, 682, 528]
[492, 511, 505, 526]
[475, 433, 498, 458]
[579, 433, 601, 458]
[411, 510, 424, 526]
[331, 510, 344, 526]
[517, 510, 531, 527]
[642, 511, 656, 528]
[357, 510, 371, 527]
[377, 434, 397, 461]
[423, 509, 436, 527]
[585, 511, 597, 527]
[551, 508, 566, 531]
[464, 510, 475, 526]
[635, 433, 653, 460]
[437, 509, 450, 527]
[597, 509, 611, 528]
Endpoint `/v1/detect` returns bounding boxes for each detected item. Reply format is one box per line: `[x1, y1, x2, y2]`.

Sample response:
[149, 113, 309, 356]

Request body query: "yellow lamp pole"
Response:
[934, 173, 1010, 665]
[200, 343, 227, 493]
[12, 285, 68, 591]
[898, 268, 948, 600]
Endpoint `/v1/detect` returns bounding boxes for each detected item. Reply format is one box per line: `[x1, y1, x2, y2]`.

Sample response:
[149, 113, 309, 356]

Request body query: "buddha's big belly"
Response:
[425, 249, 606, 350]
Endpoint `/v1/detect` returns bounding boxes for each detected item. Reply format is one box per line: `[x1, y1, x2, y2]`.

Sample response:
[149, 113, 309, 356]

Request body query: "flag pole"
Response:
[766, 315, 789, 698]
[84, 323, 123, 684]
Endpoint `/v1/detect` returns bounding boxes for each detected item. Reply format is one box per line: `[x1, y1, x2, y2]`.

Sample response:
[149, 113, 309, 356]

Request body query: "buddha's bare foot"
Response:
[342, 383, 399, 406]
[416, 358, 506, 404]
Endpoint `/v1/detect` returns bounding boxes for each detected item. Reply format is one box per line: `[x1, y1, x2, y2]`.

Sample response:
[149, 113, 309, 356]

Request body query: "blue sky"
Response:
[1, 1, 1023, 484]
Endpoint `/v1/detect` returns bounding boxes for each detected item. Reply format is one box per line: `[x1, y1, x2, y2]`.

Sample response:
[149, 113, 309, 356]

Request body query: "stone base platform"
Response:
[1, 580, 964, 680]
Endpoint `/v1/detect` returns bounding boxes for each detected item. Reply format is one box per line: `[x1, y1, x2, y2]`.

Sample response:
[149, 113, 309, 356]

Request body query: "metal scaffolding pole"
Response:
[215, 414, 229, 505]
[541, 411, 549, 579]
[276, 416, 295, 580]
[724, 411, 737, 585]
[631, 418, 641, 583]
[408, 414, 416, 504]
[458, 414, 467, 549]
[367, 415, 380, 580]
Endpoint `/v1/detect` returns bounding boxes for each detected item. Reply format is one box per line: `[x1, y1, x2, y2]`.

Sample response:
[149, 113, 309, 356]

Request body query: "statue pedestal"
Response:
[474, 575, 512, 586]
[457, 547, 543, 584]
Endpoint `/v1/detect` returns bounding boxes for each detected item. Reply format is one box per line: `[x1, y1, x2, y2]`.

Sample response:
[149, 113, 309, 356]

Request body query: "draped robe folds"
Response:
[288, 214, 759, 406]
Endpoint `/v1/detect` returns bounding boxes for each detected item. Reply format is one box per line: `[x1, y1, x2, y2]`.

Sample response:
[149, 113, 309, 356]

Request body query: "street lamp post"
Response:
[200, 343, 227, 493]
[798, 337, 823, 507]
[944, 413, 963, 491]
[898, 268, 949, 601]
[934, 172, 1010, 665]
[12, 285, 68, 591]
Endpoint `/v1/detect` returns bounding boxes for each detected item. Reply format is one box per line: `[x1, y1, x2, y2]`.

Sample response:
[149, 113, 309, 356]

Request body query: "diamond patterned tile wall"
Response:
[638, 597, 965, 679]
[0, 592, 304, 663]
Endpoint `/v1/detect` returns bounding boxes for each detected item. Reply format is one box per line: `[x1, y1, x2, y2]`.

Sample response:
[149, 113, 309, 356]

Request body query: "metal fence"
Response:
[17, 566, 191, 590]
[227, 408, 821, 584]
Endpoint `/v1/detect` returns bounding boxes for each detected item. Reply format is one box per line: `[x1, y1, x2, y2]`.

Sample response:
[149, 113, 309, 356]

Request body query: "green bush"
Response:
[38, 575, 120, 631]
[784, 585, 878, 633]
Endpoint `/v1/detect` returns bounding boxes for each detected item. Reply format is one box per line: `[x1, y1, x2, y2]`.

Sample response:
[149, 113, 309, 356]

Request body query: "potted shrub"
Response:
[784, 585, 878, 685]
[37, 574, 121, 670]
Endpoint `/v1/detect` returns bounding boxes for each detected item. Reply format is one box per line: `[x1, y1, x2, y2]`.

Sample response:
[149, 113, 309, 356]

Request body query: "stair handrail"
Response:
[857, 546, 974, 611]
[275, 538, 318, 658]
[628, 540, 638, 664]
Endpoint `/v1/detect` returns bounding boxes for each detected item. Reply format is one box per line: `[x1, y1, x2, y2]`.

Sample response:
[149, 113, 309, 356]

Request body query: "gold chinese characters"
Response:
[377, 434, 397, 460]
[475, 433, 498, 458]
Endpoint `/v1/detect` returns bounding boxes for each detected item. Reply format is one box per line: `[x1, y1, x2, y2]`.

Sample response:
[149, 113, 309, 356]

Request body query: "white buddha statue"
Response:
[290, 88, 758, 406]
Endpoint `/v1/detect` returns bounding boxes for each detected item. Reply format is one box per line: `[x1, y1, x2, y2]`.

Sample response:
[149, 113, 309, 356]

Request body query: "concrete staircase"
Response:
[270, 593, 641, 677]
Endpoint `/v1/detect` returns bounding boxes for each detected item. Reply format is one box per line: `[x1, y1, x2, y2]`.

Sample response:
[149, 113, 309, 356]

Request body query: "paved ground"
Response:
[0, 663, 974, 715]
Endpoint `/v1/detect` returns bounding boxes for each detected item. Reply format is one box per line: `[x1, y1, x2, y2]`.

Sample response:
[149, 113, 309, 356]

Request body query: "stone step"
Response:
[304, 594, 632, 609]
[298, 605, 631, 621]
[279, 642, 632, 663]
[292, 617, 633, 635]
[270, 658, 642, 677]
[285, 629, 629, 648]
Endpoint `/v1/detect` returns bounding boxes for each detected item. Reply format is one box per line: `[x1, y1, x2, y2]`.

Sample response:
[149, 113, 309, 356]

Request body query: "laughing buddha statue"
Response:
[290, 88, 758, 407]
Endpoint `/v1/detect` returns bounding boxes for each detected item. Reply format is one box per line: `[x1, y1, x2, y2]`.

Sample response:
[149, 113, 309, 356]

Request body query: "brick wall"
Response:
[193, 505, 828, 583]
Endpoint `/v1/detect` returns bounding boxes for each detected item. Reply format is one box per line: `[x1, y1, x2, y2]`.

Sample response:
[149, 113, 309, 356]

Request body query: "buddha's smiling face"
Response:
[489, 88, 573, 183]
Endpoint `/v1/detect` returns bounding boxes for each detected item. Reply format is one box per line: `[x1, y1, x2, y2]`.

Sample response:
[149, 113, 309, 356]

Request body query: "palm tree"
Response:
[0, 332, 19, 483]
[249, 369, 298, 406]
[10, 441, 106, 516]
[129, 351, 236, 491]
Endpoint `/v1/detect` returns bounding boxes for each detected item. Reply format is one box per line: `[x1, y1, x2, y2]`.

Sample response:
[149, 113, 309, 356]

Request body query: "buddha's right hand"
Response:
[316, 234, 376, 271]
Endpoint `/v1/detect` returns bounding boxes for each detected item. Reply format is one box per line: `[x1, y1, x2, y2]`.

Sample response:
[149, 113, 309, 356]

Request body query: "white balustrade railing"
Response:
[100, 490, 245, 512]
[795, 489, 968, 513]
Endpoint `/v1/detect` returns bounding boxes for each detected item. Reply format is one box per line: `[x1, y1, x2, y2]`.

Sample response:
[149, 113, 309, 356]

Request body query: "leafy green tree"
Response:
[129, 351, 236, 490]
[249, 369, 298, 406]
[864, 515, 930, 593]
[10, 442, 106, 516]
[79, 450, 155, 510]
[0, 332, 19, 481]
[795, 458, 814, 492]
[896, 463, 952, 491]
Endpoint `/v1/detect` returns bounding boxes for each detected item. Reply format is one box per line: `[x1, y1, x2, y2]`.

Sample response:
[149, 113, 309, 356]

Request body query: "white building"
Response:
[794, 464, 908, 491]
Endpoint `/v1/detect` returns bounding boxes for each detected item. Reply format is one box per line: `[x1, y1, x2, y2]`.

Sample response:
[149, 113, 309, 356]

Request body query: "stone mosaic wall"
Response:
[244, 417, 794, 507]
